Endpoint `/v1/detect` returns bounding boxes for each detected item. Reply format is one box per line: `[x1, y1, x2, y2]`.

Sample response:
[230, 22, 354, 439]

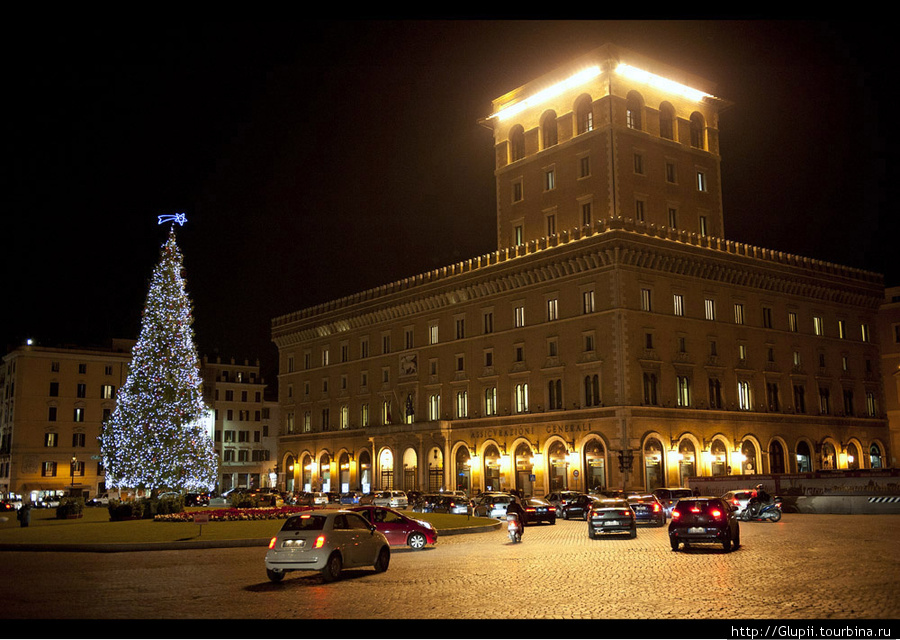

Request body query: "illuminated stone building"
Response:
[0, 340, 134, 502]
[200, 356, 280, 492]
[272, 44, 890, 496]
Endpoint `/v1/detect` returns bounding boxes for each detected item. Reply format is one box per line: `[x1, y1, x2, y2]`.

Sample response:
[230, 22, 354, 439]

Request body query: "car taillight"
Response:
[711, 509, 723, 519]
[653, 503, 661, 512]
[526, 507, 536, 513]
[691, 506, 701, 513]
[672, 510, 681, 519]
[314, 535, 326, 549]
[268, 537, 277, 549]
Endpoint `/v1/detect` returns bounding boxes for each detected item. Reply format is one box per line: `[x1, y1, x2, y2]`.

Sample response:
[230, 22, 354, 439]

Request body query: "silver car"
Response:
[265, 510, 391, 582]
[722, 489, 756, 516]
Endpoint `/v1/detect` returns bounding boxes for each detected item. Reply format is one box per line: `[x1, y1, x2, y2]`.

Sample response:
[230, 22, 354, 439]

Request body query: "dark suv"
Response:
[668, 497, 740, 552]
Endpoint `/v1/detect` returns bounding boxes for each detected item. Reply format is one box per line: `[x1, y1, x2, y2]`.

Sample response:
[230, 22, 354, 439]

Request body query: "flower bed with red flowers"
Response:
[153, 505, 314, 522]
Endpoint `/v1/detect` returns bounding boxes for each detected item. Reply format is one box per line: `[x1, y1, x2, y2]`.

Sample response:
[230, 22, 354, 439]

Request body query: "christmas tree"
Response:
[100, 223, 218, 492]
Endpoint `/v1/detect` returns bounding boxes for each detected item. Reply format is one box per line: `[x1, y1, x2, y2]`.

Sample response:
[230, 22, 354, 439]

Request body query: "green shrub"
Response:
[108, 500, 144, 521]
[155, 494, 185, 515]
[229, 491, 260, 509]
[56, 498, 84, 519]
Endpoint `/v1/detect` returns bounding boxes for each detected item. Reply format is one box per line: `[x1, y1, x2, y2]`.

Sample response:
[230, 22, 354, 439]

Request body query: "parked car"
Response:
[184, 492, 211, 507]
[627, 494, 667, 526]
[265, 510, 391, 582]
[652, 487, 694, 516]
[0, 500, 18, 512]
[36, 495, 63, 508]
[721, 489, 756, 516]
[340, 492, 362, 505]
[557, 493, 594, 520]
[349, 505, 438, 550]
[326, 492, 342, 504]
[546, 491, 585, 517]
[472, 493, 514, 518]
[587, 498, 636, 539]
[668, 496, 740, 552]
[87, 493, 112, 507]
[433, 495, 472, 515]
[411, 493, 444, 513]
[522, 497, 556, 525]
[361, 491, 408, 509]
[296, 492, 329, 507]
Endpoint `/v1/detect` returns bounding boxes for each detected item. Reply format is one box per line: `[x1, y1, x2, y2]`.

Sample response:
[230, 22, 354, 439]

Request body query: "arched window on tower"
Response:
[690, 112, 706, 149]
[509, 125, 525, 162]
[659, 101, 676, 140]
[541, 111, 558, 149]
[574, 94, 594, 135]
[625, 91, 643, 130]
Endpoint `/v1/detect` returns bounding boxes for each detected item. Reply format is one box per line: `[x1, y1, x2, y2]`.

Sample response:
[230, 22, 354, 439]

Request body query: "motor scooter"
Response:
[507, 513, 523, 543]
[739, 496, 783, 522]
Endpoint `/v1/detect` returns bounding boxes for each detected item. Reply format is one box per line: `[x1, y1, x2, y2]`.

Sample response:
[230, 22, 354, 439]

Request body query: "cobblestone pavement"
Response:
[2, 514, 898, 623]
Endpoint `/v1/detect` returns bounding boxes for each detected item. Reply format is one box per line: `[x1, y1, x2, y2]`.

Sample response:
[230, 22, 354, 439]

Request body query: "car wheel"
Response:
[321, 553, 342, 582]
[266, 568, 285, 582]
[374, 547, 390, 573]
[563, 509, 569, 521]
[629, 526, 637, 539]
[588, 528, 597, 540]
[582, 511, 589, 521]
[670, 538, 680, 551]
[722, 533, 733, 553]
[408, 532, 427, 550]
[549, 517, 556, 525]
[733, 527, 741, 550]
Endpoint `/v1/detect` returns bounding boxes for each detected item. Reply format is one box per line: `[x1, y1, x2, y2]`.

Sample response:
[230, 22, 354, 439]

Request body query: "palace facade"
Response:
[271, 44, 890, 497]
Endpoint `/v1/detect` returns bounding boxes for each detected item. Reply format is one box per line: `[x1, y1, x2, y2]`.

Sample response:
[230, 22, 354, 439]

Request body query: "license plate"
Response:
[607, 520, 620, 526]
[688, 527, 705, 534]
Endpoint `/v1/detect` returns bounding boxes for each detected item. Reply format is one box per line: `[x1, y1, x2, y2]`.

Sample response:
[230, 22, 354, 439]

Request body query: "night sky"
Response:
[5, 20, 894, 385]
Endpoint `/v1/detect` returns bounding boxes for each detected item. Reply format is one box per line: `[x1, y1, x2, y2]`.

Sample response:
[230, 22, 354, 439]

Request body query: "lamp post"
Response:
[70, 455, 78, 494]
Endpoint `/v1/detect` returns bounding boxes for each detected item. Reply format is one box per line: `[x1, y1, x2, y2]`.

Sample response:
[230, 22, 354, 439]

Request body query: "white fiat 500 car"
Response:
[265, 510, 391, 582]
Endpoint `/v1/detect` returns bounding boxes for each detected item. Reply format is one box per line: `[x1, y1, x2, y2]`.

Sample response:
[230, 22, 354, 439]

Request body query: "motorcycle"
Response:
[507, 513, 523, 543]
[739, 496, 783, 522]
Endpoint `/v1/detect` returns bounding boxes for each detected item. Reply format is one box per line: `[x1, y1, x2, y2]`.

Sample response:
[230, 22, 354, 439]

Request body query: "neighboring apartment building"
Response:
[271, 44, 891, 497]
[200, 356, 280, 492]
[0, 340, 134, 502]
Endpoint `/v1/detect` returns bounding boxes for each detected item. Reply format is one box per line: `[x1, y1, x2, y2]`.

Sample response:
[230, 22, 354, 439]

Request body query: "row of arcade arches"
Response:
[281, 433, 888, 495]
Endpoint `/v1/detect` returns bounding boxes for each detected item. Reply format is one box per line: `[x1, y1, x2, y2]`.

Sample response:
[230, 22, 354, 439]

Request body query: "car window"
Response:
[347, 512, 373, 529]
[282, 515, 327, 531]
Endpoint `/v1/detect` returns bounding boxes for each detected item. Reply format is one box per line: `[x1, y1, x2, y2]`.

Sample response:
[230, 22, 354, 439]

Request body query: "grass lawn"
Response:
[0, 506, 495, 546]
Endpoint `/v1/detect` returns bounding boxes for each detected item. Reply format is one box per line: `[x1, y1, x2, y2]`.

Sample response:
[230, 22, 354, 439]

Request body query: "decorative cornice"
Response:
[271, 217, 884, 346]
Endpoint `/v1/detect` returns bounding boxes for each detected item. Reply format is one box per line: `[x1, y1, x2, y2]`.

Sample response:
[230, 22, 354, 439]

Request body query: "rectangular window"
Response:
[734, 303, 745, 325]
[546, 214, 556, 237]
[514, 225, 524, 246]
[547, 298, 558, 321]
[704, 298, 716, 321]
[544, 168, 555, 191]
[673, 294, 684, 317]
[762, 307, 773, 329]
[579, 155, 591, 178]
[429, 322, 439, 345]
[788, 312, 799, 332]
[861, 324, 871, 342]
[635, 199, 645, 222]
[44, 432, 58, 447]
[699, 215, 709, 237]
[484, 387, 497, 416]
[482, 311, 494, 334]
[668, 207, 678, 228]
[512, 180, 523, 202]
[838, 319, 847, 339]
[72, 432, 86, 447]
[642, 373, 658, 406]
[665, 162, 676, 183]
[737, 380, 752, 411]
[793, 385, 806, 414]
[696, 170, 707, 192]
[813, 316, 824, 336]
[514, 305, 525, 328]
[455, 317, 465, 340]
[456, 390, 468, 418]
[514, 383, 529, 413]
[73, 408, 84, 423]
[641, 288, 652, 312]
[42, 461, 57, 477]
[581, 202, 592, 227]
[428, 394, 441, 421]
[582, 290, 595, 314]
[633, 153, 644, 174]
[676, 376, 691, 407]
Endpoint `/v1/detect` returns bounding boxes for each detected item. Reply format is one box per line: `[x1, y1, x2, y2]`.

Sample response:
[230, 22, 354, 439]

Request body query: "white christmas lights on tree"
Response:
[100, 220, 218, 492]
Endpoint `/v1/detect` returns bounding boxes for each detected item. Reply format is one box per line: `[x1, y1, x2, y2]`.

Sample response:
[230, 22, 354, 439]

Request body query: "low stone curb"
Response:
[0, 521, 502, 553]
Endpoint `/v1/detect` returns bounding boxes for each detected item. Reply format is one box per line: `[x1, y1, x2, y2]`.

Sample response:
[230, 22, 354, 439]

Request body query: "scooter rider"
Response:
[749, 483, 772, 517]
[505, 495, 527, 533]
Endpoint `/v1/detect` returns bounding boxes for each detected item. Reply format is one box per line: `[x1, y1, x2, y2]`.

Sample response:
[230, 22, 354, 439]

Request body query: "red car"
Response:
[348, 505, 438, 550]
